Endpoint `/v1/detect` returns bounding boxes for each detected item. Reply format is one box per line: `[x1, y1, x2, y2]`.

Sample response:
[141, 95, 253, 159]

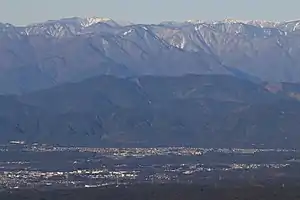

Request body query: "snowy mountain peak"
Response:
[185, 18, 248, 24]
[186, 19, 206, 24]
[185, 18, 281, 28]
[222, 18, 245, 24]
[80, 17, 113, 27]
[21, 17, 118, 38]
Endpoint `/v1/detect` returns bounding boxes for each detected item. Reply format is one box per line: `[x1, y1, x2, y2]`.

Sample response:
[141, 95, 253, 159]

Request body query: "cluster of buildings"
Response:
[0, 142, 296, 189]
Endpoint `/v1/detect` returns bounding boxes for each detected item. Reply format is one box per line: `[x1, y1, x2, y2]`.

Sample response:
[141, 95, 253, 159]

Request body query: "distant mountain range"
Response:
[1, 74, 300, 148]
[2, 17, 300, 148]
[2, 17, 300, 93]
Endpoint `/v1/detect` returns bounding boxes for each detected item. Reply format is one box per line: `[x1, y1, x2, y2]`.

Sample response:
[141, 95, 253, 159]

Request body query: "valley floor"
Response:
[2, 183, 300, 200]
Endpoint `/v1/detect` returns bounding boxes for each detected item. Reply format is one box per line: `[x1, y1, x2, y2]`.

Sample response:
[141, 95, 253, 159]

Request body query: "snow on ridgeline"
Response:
[4, 17, 300, 38]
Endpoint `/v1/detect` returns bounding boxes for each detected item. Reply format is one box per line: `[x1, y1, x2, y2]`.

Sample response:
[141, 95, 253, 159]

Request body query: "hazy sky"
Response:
[1, 0, 300, 25]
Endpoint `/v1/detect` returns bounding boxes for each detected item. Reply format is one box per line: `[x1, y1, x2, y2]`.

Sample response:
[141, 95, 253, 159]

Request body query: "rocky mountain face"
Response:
[1, 74, 300, 148]
[152, 20, 300, 82]
[1, 17, 300, 93]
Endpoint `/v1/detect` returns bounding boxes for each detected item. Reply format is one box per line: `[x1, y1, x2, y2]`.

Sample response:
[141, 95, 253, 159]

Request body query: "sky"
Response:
[1, 0, 300, 25]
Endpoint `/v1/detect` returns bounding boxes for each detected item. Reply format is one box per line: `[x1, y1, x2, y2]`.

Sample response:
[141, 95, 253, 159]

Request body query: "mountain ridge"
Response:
[1, 74, 300, 148]
[1, 17, 300, 94]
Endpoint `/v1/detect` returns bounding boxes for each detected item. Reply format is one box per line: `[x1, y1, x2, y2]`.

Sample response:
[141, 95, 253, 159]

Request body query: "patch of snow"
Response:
[81, 17, 112, 27]
[123, 29, 133, 36]
[102, 38, 109, 45]
[142, 26, 148, 31]
[180, 36, 186, 49]
[194, 25, 201, 31]
[293, 22, 300, 31]
[276, 39, 283, 47]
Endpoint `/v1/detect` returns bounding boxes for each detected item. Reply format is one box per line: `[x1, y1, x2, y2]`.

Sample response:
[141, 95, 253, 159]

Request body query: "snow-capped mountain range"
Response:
[2, 17, 300, 94]
[3, 17, 300, 38]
